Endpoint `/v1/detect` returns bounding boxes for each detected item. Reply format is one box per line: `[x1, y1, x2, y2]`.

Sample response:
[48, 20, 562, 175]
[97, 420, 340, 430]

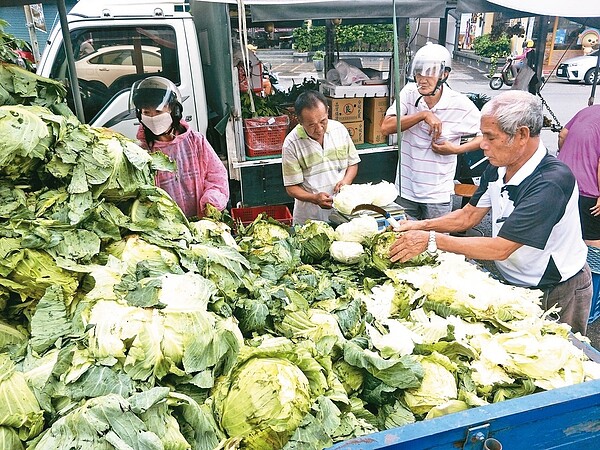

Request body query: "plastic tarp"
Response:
[456, 0, 600, 29]
[248, 0, 448, 21]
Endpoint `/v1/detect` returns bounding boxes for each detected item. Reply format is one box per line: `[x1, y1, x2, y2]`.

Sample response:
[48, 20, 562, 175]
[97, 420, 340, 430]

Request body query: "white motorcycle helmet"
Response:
[409, 42, 452, 81]
[130, 76, 182, 113]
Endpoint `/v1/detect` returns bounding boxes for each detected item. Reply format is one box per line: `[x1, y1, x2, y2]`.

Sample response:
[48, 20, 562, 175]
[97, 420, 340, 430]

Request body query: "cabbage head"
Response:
[213, 357, 311, 449]
[295, 220, 336, 263]
[335, 216, 379, 244]
[0, 354, 44, 441]
[403, 355, 457, 416]
[330, 241, 365, 265]
[239, 216, 290, 246]
[370, 231, 437, 273]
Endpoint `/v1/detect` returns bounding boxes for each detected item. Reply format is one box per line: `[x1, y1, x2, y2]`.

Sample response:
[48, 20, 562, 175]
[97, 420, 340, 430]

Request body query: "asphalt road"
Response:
[264, 54, 600, 348]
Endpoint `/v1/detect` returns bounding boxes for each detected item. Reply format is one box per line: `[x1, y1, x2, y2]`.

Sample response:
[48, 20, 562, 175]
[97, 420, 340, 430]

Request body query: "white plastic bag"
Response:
[333, 61, 370, 86]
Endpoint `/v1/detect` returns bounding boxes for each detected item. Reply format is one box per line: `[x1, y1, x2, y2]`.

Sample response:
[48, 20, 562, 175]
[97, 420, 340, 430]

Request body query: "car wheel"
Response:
[489, 77, 503, 90]
[584, 68, 600, 85]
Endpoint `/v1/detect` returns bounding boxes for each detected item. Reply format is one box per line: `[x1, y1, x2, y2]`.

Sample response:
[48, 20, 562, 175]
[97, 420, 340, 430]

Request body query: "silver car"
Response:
[556, 50, 599, 85]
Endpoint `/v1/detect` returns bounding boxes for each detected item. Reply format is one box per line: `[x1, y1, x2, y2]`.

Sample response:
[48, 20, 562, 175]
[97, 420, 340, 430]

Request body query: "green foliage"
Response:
[472, 33, 511, 59]
[464, 92, 491, 111]
[292, 25, 325, 52]
[269, 77, 320, 107]
[240, 91, 285, 119]
[0, 19, 35, 72]
[293, 24, 394, 52]
[312, 50, 325, 60]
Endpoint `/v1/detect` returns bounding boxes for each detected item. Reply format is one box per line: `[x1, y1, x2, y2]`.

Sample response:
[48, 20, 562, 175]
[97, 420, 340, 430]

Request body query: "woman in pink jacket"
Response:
[131, 76, 229, 218]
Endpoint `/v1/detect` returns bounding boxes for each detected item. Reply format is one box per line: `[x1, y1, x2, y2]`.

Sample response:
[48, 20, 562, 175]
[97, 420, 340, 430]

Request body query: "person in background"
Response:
[131, 76, 229, 218]
[389, 91, 592, 335]
[78, 34, 95, 58]
[511, 40, 539, 95]
[380, 42, 483, 220]
[282, 90, 360, 225]
[557, 104, 600, 248]
[511, 39, 535, 78]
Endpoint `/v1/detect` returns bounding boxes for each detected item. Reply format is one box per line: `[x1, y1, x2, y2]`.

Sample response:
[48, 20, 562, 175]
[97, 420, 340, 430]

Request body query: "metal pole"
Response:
[533, 15, 550, 94]
[23, 5, 41, 63]
[325, 19, 335, 73]
[392, 0, 404, 192]
[588, 51, 600, 106]
[56, 0, 85, 122]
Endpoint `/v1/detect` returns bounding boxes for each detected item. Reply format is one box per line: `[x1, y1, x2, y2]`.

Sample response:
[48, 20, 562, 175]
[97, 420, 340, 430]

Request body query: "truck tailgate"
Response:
[331, 373, 600, 449]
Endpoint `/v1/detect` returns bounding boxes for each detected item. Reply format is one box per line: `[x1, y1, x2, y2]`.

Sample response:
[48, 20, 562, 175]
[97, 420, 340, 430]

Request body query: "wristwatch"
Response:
[427, 231, 437, 254]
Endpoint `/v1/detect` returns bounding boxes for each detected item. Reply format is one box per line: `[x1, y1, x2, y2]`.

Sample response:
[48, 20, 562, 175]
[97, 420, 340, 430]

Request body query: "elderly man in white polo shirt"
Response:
[389, 91, 592, 335]
[282, 90, 361, 225]
[381, 42, 483, 220]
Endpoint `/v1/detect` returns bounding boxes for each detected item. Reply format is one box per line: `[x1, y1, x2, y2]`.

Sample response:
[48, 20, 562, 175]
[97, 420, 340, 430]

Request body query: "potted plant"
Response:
[312, 50, 325, 72]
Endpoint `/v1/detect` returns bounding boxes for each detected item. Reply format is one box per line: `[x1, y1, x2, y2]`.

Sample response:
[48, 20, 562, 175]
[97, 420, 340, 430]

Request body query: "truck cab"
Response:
[37, 0, 208, 140]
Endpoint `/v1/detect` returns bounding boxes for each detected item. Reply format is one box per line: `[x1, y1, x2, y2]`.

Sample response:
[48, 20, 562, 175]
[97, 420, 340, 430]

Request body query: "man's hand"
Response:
[432, 140, 460, 155]
[389, 230, 429, 262]
[334, 180, 347, 194]
[315, 192, 334, 209]
[422, 111, 443, 141]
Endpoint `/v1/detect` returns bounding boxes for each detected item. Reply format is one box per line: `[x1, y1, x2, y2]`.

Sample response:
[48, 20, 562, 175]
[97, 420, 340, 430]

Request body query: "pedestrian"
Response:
[389, 90, 592, 335]
[380, 42, 483, 220]
[282, 90, 360, 225]
[131, 76, 229, 218]
[557, 104, 600, 248]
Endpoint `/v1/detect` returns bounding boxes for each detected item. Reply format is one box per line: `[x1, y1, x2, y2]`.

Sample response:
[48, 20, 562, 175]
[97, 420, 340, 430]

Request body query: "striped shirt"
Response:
[282, 120, 360, 224]
[471, 144, 587, 288]
[386, 83, 481, 203]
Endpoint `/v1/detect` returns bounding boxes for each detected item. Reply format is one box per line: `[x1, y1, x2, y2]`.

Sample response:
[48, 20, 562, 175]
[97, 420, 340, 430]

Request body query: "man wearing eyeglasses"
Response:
[282, 90, 360, 225]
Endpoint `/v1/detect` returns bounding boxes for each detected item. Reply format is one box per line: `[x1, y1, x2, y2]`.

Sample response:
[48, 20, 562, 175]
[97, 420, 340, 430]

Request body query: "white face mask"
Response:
[141, 112, 173, 136]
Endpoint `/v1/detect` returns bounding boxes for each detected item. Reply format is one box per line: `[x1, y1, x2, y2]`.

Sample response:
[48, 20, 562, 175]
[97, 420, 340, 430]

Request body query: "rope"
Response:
[237, 0, 255, 115]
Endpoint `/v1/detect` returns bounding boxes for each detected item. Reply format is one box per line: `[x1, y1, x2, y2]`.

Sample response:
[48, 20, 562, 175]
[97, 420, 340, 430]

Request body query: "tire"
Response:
[584, 68, 599, 85]
[489, 77, 503, 90]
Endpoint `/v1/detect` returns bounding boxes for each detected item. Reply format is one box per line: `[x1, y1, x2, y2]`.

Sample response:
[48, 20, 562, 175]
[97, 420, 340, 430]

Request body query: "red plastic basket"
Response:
[231, 205, 293, 227]
[243, 115, 290, 158]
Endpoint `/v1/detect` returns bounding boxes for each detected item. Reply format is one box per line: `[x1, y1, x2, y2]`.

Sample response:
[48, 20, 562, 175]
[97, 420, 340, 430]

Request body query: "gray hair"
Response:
[481, 91, 543, 138]
[295, 90, 328, 117]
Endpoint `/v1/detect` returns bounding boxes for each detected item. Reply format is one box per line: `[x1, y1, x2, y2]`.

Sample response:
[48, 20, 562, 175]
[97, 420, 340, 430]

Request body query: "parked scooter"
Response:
[489, 57, 515, 90]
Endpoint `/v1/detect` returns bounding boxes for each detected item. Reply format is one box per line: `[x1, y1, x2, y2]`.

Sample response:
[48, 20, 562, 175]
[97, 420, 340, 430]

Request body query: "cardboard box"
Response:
[364, 97, 389, 121]
[327, 97, 363, 122]
[364, 97, 389, 144]
[343, 120, 364, 145]
[365, 118, 387, 144]
[320, 81, 389, 98]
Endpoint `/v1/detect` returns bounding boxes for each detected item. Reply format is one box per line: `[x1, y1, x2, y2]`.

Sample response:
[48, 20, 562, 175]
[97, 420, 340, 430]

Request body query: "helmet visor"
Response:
[411, 60, 445, 79]
[129, 77, 180, 112]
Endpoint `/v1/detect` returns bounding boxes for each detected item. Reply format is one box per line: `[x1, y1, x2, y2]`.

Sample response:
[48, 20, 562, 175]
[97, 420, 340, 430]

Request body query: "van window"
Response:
[51, 26, 179, 122]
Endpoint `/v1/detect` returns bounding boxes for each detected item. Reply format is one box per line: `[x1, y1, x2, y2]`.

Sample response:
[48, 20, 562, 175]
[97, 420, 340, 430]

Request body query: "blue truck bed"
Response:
[331, 377, 600, 450]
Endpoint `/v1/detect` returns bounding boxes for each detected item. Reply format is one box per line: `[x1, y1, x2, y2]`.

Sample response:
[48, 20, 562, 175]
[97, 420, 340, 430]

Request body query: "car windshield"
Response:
[50, 26, 180, 122]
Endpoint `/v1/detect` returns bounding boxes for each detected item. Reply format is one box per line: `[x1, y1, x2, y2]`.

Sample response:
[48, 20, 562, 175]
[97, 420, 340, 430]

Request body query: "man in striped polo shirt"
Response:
[282, 90, 360, 225]
[389, 91, 592, 335]
[381, 42, 483, 220]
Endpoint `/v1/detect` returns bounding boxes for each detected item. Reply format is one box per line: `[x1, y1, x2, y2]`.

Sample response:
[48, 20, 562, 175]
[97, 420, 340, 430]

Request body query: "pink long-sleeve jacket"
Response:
[137, 121, 229, 218]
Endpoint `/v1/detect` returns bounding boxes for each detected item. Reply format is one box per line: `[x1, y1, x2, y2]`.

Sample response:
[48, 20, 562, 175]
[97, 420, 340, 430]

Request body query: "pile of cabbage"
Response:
[1, 67, 600, 450]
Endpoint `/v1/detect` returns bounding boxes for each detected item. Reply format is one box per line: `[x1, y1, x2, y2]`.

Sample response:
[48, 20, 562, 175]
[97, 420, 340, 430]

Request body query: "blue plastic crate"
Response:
[587, 246, 600, 323]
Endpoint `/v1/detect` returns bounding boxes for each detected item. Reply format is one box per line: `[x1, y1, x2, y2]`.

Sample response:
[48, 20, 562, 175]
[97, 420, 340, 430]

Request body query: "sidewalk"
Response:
[267, 55, 491, 91]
